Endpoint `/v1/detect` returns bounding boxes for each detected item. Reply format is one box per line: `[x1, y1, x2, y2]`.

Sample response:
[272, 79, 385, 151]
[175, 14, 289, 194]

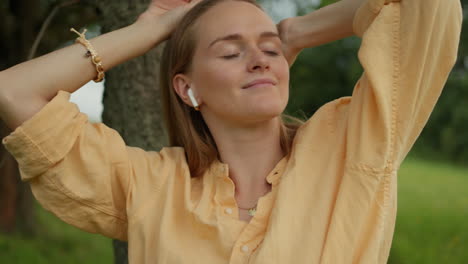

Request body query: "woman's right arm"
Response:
[0, 0, 201, 240]
[0, 18, 166, 238]
[0, 0, 199, 131]
[0, 18, 162, 130]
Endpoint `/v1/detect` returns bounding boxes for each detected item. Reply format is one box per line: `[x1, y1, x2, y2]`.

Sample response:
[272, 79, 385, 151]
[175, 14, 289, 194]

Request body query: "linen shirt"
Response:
[2, 0, 463, 263]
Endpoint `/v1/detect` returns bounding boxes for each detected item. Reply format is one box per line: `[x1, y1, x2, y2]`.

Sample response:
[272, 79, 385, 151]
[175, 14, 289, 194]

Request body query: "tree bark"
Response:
[93, 1, 168, 263]
[0, 0, 43, 235]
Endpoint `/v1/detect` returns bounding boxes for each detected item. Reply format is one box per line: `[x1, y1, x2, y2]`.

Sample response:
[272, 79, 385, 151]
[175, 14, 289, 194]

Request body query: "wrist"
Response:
[284, 16, 307, 51]
[290, 1, 356, 49]
[134, 14, 169, 50]
[137, 7, 166, 23]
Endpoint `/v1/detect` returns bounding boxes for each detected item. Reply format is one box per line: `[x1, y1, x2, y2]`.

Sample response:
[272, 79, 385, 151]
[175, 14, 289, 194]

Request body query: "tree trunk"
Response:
[0, 0, 43, 235]
[93, 1, 168, 263]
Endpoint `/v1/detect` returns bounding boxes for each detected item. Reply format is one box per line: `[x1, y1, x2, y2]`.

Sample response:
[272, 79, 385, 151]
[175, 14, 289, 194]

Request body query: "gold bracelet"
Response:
[70, 28, 105, 83]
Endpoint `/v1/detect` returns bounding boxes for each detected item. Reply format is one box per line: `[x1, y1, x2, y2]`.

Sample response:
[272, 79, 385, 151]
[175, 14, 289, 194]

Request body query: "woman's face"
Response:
[186, 0, 290, 126]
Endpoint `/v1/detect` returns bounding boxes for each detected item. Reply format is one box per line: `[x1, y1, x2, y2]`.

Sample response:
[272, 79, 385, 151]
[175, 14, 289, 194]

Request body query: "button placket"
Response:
[214, 163, 238, 219]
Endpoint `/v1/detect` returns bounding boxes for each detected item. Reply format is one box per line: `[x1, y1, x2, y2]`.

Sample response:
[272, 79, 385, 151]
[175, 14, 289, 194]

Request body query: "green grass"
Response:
[388, 157, 468, 264]
[0, 157, 466, 264]
[0, 205, 113, 263]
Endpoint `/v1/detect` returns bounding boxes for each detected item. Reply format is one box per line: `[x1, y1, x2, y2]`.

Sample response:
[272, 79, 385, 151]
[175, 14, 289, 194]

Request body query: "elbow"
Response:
[0, 86, 49, 131]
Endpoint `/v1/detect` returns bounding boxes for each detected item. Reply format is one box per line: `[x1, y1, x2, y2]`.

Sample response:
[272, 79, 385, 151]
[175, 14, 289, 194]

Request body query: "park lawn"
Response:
[388, 157, 468, 264]
[0, 157, 466, 264]
[0, 205, 113, 263]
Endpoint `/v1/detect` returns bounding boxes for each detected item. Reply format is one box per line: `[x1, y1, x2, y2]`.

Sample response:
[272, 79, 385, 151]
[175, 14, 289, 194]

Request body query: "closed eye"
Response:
[222, 54, 240, 59]
[264, 50, 279, 56]
[222, 50, 280, 59]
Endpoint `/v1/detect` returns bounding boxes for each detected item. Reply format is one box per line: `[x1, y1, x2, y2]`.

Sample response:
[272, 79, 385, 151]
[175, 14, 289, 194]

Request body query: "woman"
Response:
[0, 0, 462, 262]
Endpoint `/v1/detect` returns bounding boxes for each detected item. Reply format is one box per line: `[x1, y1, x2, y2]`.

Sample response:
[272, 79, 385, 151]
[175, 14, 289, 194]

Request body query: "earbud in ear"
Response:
[187, 88, 199, 110]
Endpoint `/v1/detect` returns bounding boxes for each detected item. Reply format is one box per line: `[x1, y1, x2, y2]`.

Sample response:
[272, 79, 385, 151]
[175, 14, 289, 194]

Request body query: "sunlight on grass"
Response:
[388, 157, 468, 264]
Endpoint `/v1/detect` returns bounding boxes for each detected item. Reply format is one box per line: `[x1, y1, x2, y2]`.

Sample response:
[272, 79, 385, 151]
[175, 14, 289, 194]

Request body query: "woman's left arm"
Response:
[278, 0, 363, 65]
[281, 0, 463, 170]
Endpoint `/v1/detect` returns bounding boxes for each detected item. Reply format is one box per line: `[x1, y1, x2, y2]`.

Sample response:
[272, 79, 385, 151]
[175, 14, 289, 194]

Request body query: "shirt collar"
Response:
[208, 155, 289, 186]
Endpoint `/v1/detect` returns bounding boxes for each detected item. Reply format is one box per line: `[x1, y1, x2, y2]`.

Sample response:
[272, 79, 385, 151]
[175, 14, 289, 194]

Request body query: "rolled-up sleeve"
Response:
[346, 0, 463, 170]
[2, 90, 143, 240]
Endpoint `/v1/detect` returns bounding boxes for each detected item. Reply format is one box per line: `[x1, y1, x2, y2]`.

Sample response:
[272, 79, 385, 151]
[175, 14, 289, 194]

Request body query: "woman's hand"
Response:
[137, 0, 201, 38]
[277, 17, 302, 67]
[140, 0, 191, 18]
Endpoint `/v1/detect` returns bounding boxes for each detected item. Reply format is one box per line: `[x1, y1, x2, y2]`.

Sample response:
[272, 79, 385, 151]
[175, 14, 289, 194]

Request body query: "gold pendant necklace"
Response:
[238, 186, 272, 217]
[238, 205, 257, 216]
[247, 207, 257, 216]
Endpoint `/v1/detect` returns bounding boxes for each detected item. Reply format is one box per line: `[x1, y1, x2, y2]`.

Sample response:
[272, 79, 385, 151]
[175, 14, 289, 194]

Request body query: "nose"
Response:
[247, 49, 270, 72]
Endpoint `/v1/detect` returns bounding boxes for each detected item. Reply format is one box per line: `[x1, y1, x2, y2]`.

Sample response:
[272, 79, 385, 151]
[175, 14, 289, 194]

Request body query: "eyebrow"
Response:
[208, 31, 280, 48]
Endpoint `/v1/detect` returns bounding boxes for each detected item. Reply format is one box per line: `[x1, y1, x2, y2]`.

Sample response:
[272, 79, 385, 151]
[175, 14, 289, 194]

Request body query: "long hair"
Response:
[160, 0, 303, 177]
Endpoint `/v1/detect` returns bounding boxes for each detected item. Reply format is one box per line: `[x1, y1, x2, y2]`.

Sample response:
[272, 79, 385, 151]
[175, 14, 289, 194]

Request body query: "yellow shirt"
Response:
[2, 0, 462, 263]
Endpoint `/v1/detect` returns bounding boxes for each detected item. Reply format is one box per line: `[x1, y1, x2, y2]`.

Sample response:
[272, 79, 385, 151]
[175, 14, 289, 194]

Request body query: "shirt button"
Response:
[241, 245, 249, 253]
[225, 208, 233, 215]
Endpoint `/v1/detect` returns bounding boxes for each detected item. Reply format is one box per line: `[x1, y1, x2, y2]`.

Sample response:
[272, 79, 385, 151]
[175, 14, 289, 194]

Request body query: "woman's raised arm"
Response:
[0, 0, 201, 240]
[277, 0, 363, 65]
[280, 0, 463, 169]
[0, 0, 199, 131]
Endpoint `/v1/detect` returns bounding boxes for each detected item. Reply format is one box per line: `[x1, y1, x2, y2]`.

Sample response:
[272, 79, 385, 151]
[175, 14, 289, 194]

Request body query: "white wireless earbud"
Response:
[187, 88, 199, 110]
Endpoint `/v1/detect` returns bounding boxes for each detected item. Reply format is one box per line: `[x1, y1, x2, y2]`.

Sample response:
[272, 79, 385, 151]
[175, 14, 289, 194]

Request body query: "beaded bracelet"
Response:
[70, 28, 105, 82]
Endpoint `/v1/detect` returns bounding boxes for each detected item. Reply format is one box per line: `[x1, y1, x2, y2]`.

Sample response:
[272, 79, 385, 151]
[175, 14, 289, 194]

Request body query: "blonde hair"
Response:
[160, 0, 303, 177]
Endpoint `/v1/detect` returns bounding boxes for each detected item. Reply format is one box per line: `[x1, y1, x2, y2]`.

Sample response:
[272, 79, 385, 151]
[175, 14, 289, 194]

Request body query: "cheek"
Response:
[275, 60, 290, 96]
[194, 61, 241, 99]
[278, 57, 290, 80]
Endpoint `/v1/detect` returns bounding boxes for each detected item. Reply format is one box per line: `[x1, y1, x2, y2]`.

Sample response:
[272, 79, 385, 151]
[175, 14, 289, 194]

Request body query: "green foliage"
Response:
[416, 72, 468, 163]
[286, 37, 362, 117]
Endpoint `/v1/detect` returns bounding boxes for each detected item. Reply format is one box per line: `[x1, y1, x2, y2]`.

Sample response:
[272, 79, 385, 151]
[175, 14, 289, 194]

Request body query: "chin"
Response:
[246, 90, 288, 117]
[242, 101, 286, 123]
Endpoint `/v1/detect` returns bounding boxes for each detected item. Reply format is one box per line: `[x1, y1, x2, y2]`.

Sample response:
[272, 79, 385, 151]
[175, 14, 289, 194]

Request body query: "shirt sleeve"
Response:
[1, 90, 149, 241]
[345, 0, 463, 170]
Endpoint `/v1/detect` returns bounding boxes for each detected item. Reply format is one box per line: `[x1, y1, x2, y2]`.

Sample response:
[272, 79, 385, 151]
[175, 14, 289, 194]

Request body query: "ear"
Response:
[173, 74, 201, 108]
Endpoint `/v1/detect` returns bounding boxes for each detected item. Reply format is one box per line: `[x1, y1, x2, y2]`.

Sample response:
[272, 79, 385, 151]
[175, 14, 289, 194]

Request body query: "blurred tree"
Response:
[0, 0, 98, 235]
[90, 1, 168, 263]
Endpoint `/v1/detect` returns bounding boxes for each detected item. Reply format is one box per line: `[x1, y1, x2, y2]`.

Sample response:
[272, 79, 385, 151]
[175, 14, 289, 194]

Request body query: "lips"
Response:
[242, 78, 277, 89]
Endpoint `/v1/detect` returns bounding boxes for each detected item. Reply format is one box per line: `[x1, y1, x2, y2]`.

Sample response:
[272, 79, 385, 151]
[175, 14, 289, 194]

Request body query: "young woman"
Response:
[0, 0, 462, 262]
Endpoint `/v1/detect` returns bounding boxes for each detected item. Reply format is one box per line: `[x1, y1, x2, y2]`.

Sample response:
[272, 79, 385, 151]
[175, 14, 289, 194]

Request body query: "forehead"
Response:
[194, 1, 277, 47]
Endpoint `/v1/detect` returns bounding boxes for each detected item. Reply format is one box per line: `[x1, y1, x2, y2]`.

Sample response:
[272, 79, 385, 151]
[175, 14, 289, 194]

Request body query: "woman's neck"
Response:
[207, 116, 284, 197]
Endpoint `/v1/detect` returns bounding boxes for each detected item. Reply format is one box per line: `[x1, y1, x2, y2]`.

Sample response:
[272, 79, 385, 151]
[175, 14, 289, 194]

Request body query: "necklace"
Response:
[237, 187, 271, 217]
[238, 205, 258, 217]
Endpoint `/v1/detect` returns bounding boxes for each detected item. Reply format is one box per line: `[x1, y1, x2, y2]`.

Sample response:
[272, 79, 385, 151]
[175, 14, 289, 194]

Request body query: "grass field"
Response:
[0, 206, 113, 263]
[1, 157, 467, 263]
[388, 157, 468, 264]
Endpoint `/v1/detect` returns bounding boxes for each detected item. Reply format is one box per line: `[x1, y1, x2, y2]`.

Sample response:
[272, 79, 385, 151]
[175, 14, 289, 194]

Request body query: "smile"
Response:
[242, 78, 277, 89]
